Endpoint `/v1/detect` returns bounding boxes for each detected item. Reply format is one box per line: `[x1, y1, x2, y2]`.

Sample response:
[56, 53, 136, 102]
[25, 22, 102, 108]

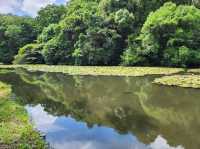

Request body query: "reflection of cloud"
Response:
[149, 136, 184, 149]
[26, 105, 64, 133]
[26, 105, 185, 149]
[51, 137, 185, 149]
[51, 140, 147, 149]
[52, 141, 101, 149]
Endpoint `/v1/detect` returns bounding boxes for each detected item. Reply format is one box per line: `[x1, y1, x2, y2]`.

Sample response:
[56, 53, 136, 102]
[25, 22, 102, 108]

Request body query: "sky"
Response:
[0, 0, 68, 17]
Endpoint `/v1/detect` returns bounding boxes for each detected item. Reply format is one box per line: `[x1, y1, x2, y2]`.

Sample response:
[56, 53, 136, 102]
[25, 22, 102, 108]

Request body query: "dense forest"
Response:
[0, 0, 200, 67]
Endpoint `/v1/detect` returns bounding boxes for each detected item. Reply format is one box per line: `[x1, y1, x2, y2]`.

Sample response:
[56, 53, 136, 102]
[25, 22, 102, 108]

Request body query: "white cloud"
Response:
[0, 0, 22, 14]
[21, 0, 56, 17]
[0, 0, 67, 17]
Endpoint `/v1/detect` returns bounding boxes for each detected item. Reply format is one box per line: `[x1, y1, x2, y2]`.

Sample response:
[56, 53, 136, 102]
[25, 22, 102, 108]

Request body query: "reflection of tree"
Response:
[0, 68, 200, 149]
[134, 77, 200, 149]
[106, 105, 158, 143]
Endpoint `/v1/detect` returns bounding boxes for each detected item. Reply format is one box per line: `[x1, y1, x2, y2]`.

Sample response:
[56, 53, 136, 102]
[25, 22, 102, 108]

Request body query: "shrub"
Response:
[14, 44, 44, 64]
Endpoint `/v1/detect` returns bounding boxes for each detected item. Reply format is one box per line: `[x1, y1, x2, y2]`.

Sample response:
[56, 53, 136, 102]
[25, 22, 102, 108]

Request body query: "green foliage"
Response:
[0, 82, 46, 148]
[114, 9, 135, 35]
[0, 15, 38, 64]
[37, 0, 101, 65]
[0, 5, 66, 64]
[38, 24, 61, 43]
[1, 0, 200, 67]
[123, 2, 200, 67]
[40, 15, 87, 64]
[73, 27, 122, 65]
[36, 4, 66, 31]
[14, 44, 44, 64]
[42, 38, 70, 65]
[99, 0, 177, 28]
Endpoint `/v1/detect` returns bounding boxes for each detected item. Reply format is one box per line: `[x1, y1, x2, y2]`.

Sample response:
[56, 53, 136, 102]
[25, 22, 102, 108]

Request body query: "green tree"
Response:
[37, 24, 61, 43]
[73, 27, 122, 65]
[36, 4, 66, 31]
[123, 2, 200, 67]
[114, 9, 135, 36]
[8, 0, 200, 67]
[0, 15, 38, 64]
[37, 0, 100, 64]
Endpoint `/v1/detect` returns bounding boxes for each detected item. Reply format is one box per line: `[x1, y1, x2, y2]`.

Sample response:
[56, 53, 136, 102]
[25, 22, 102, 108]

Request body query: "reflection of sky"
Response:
[26, 105, 184, 149]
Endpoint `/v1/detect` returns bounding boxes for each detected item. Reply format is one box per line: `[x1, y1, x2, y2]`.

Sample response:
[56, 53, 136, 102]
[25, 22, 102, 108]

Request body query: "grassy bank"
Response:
[0, 65, 184, 76]
[0, 82, 46, 148]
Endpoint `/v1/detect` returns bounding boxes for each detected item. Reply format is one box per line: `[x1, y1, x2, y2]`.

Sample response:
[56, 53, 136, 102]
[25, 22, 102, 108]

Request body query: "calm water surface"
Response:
[0, 68, 199, 149]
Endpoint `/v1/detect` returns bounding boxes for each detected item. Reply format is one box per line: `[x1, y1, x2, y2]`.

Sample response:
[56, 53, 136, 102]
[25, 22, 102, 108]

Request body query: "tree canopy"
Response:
[0, 0, 199, 67]
[0, 14, 38, 64]
[122, 2, 200, 67]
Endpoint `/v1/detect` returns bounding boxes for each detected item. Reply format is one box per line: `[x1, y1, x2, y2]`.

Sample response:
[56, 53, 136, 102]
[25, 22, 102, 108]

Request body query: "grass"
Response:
[0, 65, 184, 76]
[153, 75, 200, 89]
[0, 82, 46, 149]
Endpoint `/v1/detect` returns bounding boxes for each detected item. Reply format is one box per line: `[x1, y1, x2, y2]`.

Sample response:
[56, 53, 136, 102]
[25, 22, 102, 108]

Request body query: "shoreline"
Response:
[0, 82, 46, 148]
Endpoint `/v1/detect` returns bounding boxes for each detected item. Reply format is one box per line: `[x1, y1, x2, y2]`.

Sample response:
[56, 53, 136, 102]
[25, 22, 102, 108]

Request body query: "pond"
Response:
[0, 68, 199, 149]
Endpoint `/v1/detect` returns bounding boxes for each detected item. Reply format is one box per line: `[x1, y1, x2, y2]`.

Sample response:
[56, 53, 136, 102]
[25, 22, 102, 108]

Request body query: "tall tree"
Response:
[122, 2, 200, 67]
[36, 4, 66, 32]
[0, 15, 38, 64]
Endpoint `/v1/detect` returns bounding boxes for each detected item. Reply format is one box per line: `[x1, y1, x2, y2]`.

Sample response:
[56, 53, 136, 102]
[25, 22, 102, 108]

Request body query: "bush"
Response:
[14, 44, 44, 64]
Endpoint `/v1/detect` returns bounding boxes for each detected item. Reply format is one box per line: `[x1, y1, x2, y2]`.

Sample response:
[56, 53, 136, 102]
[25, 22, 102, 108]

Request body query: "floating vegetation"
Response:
[0, 65, 184, 76]
[188, 69, 200, 74]
[154, 75, 200, 89]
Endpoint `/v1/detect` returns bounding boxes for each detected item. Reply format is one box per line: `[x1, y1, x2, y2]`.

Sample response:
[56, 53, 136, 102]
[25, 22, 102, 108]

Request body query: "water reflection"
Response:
[26, 105, 183, 149]
[0, 68, 199, 149]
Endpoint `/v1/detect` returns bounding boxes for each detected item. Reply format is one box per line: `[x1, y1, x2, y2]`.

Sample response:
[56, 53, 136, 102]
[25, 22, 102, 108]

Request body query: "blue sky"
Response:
[0, 0, 68, 17]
